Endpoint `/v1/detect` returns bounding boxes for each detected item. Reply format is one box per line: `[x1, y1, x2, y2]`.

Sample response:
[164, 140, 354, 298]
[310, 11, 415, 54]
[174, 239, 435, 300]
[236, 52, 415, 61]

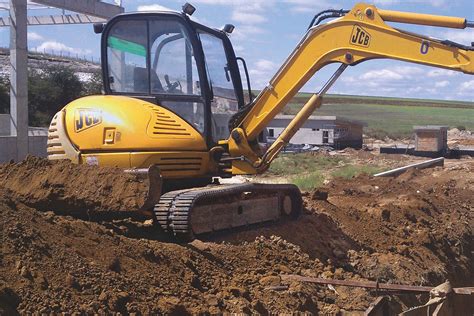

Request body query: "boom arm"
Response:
[226, 3, 474, 174]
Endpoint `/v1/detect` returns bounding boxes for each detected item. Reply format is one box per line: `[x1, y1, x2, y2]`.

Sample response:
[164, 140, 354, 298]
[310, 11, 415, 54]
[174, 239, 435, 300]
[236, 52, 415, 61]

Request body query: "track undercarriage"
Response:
[154, 183, 302, 241]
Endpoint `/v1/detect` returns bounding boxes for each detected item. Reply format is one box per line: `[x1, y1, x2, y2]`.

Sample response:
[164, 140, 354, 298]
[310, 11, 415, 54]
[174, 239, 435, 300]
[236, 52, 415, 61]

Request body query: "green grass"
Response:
[293, 92, 474, 109]
[283, 102, 474, 138]
[268, 154, 347, 176]
[331, 165, 383, 179]
[291, 172, 324, 191]
[264, 152, 388, 191]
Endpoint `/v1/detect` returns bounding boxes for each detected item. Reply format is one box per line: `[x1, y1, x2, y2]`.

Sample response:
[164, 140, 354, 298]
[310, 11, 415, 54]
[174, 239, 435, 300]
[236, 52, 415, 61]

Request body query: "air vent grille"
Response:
[47, 114, 67, 157]
[149, 108, 192, 137]
[156, 156, 203, 172]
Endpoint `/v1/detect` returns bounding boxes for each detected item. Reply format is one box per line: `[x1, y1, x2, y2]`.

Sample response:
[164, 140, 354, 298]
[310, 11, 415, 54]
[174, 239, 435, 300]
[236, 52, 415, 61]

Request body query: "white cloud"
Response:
[407, 86, 423, 93]
[35, 41, 92, 55]
[360, 69, 403, 80]
[248, 58, 279, 88]
[441, 29, 474, 45]
[137, 4, 173, 11]
[255, 59, 277, 71]
[231, 11, 266, 24]
[394, 66, 424, 76]
[427, 69, 458, 77]
[358, 66, 423, 82]
[459, 80, 474, 91]
[231, 25, 265, 39]
[284, 0, 340, 13]
[336, 62, 468, 99]
[434, 80, 449, 88]
[191, 0, 246, 4]
[28, 32, 43, 41]
[372, 0, 447, 7]
[233, 45, 244, 53]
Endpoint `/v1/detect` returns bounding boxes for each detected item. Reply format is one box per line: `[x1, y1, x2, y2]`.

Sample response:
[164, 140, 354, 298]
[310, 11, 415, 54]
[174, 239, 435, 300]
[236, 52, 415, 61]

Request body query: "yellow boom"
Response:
[227, 3, 474, 174]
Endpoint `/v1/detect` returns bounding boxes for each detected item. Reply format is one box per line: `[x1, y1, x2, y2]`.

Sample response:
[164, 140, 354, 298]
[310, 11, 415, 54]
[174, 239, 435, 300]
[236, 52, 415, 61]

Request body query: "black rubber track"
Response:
[153, 183, 302, 242]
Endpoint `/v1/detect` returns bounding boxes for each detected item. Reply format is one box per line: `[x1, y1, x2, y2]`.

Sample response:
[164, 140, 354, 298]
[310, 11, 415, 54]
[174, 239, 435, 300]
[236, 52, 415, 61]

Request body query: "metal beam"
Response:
[281, 275, 472, 295]
[9, 0, 29, 161]
[32, 0, 124, 19]
[0, 14, 105, 27]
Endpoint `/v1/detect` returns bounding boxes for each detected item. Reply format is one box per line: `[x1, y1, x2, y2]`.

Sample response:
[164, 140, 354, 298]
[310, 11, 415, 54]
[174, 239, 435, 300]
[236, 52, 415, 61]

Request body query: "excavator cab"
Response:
[96, 8, 248, 145]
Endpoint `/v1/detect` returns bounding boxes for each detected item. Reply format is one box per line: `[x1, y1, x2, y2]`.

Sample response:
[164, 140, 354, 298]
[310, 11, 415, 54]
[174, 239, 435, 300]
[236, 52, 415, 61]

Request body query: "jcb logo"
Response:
[350, 25, 371, 47]
[74, 109, 102, 132]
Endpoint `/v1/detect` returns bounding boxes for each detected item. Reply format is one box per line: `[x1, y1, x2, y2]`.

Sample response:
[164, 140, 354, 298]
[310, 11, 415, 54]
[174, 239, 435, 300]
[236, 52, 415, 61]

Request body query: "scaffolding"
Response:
[0, 0, 124, 161]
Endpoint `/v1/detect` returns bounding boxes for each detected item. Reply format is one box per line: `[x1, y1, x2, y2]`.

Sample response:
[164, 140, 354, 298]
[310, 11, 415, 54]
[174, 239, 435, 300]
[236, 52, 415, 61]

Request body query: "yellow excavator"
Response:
[47, 3, 474, 240]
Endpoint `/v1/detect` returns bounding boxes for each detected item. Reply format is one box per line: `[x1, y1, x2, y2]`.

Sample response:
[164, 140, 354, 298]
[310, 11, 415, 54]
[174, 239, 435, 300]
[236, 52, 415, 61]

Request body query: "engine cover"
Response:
[63, 95, 207, 152]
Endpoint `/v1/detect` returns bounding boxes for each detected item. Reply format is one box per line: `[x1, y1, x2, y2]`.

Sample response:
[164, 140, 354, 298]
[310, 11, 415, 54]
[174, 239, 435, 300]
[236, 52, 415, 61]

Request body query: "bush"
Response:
[0, 64, 103, 126]
[0, 75, 9, 113]
[28, 65, 86, 126]
[83, 71, 103, 96]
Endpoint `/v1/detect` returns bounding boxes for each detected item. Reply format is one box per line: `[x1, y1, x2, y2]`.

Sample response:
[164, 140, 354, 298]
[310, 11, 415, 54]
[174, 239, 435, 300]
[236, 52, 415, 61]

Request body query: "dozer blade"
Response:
[124, 164, 163, 212]
[153, 183, 302, 241]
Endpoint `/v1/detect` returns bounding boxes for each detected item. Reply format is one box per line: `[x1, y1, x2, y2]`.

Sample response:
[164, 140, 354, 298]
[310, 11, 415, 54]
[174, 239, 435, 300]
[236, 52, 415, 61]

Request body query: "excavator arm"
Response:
[226, 2, 474, 174]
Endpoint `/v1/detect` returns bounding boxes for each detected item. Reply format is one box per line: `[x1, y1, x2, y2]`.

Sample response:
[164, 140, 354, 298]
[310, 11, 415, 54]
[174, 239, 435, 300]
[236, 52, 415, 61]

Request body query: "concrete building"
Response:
[414, 125, 448, 153]
[2, 0, 123, 162]
[267, 115, 367, 149]
[0, 114, 48, 162]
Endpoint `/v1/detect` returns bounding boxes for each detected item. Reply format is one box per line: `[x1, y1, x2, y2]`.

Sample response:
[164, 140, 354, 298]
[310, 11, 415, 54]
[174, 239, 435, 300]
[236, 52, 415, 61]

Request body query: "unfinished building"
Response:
[266, 115, 367, 149]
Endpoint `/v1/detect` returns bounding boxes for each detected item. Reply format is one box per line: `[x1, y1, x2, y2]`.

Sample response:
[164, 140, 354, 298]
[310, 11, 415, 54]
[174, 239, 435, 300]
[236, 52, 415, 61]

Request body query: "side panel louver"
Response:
[147, 108, 193, 138]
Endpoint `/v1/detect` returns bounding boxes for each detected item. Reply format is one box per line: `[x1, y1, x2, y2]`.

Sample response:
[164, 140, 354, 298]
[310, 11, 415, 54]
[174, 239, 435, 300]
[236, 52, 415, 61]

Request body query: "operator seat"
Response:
[134, 67, 164, 93]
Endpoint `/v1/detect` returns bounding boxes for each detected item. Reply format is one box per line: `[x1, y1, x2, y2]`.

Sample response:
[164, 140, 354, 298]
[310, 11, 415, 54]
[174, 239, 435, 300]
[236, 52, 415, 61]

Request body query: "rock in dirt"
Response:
[259, 275, 281, 287]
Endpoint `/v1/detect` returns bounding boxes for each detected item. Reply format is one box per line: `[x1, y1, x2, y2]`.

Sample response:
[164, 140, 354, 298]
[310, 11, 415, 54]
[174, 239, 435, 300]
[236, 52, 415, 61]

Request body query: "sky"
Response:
[0, 0, 473, 101]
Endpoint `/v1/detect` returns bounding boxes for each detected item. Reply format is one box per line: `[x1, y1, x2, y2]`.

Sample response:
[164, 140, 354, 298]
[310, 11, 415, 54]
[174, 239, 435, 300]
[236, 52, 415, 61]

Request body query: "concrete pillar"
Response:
[9, 0, 28, 161]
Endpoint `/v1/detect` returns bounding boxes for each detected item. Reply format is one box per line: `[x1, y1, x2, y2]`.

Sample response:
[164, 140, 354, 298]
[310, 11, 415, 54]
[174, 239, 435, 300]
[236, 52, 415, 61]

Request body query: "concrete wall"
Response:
[0, 135, 47, 162]
[0, 114, 49, 162]
[0, 114, 11, 136]
[267, 116, 365, 149]
[415, 128, 448, 152]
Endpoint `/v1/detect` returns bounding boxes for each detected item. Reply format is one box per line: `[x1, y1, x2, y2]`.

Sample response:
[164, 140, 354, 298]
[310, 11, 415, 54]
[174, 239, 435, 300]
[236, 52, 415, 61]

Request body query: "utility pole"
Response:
[9, 0, 28, 161]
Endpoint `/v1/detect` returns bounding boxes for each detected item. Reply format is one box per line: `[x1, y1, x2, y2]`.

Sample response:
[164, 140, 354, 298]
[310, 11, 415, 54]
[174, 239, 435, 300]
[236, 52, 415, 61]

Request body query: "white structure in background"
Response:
[0, 114, 47, 162]
[0, 0, 123, 162]
[267, 115, 367, 149]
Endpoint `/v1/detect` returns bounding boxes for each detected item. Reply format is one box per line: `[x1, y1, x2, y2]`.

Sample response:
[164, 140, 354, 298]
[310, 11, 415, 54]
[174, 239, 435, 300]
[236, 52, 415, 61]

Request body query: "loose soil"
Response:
[0, 156, 150, 214]
[0, 157, 473, 314]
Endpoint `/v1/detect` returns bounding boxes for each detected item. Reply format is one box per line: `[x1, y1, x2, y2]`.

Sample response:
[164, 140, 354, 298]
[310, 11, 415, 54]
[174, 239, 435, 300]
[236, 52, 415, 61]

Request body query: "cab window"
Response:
[198, 31, 238, 141]
[106, 18, 200, 96]
[106, 18, 205, 133]
[150, 20, 200, 95]
[107, 20, 148, 93]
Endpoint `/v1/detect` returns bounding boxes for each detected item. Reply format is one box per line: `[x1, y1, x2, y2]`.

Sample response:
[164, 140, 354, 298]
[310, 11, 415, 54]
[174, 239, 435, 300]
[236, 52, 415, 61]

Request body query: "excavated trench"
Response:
[0, 157, 472, 314]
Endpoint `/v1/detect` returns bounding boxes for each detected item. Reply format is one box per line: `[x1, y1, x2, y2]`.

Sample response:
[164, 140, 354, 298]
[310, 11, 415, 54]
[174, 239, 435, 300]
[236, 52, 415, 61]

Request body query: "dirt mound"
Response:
[0, 197, 361, 314]
[310, 166, 474, 286]
[0, 159, 473, 314]
[0, 156, 150, 214]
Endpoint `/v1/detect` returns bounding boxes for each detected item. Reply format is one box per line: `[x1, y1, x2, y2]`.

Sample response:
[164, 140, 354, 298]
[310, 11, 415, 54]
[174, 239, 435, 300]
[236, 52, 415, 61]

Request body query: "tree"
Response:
[0, 64, 102, 126]
[0, 75, 9, 114]
[28, 64, 85, 126]
[83, 71, 103, 96]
